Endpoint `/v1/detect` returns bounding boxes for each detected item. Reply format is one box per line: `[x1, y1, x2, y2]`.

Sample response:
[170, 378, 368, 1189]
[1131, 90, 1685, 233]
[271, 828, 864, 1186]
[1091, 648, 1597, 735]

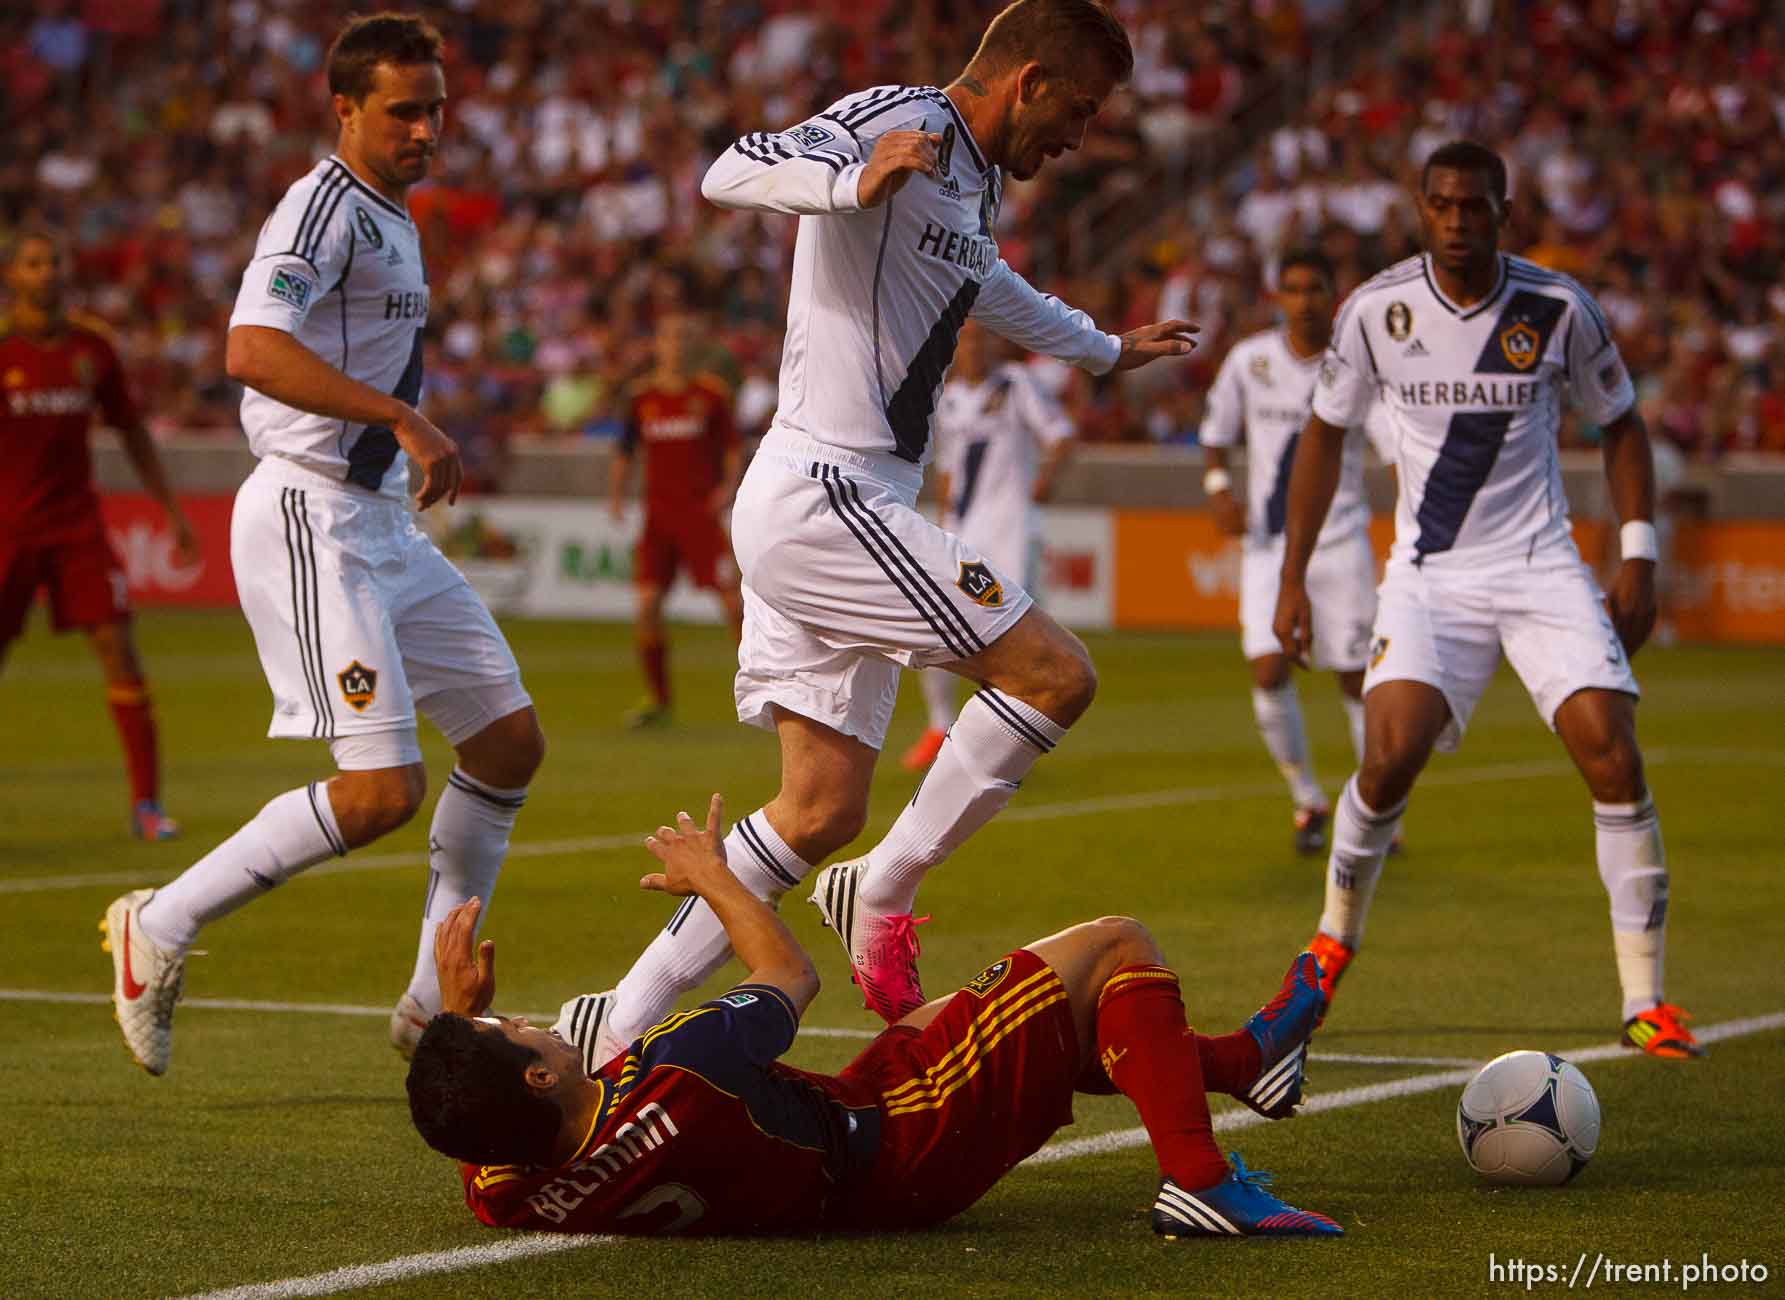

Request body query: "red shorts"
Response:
[0, 530, 131, 648]
[635, 508, 735, 591]
[831, 948, 1081, 1231]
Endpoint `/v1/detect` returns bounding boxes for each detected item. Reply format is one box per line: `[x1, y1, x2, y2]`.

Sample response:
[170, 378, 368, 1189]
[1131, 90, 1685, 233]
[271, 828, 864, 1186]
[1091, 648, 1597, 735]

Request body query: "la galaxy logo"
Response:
[1386, 301, 1412, 342]
[354, 206, 385, 251]
[1369, 635, 1391, 669]
[1500, 320, 1539, 371]
[957, 560, 1003, 608]
[1249, 354, 1272, 386]
[965, 958, 1010, 997]
[337, 660, 377, 712]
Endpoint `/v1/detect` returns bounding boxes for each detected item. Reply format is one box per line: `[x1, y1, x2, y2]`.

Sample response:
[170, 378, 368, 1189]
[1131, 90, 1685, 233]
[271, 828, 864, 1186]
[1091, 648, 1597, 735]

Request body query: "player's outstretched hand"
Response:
[1113, 319, 1200, 371]
[858, 131, 942, 208]
[640, 793, 729, 897]
[1607, 558, 1657, 656]
[434, 897, 497, 1017]
[395, 405, 462, 510]
[1273, 574, 1314, 668]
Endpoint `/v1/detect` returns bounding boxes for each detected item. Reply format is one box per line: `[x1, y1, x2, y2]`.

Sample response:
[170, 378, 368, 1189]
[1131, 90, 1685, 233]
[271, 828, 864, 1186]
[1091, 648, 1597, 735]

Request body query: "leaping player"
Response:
[1273, 141, 1701, 1058]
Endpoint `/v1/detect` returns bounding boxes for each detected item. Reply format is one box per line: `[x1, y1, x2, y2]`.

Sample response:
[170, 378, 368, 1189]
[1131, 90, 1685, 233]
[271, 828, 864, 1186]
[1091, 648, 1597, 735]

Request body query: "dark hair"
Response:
[969, 0, 1134, 82]
[327, 12, 445, 103]
[405, 1013, 563, 1166]
[1278, 247, 1335, 287]
[1421, 140, 1509, 208]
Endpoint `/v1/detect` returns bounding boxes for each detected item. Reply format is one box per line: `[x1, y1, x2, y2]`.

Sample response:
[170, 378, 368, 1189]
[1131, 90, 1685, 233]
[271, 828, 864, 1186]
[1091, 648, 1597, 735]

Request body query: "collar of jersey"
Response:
[1277, 329, 1323, 367]
[929, 87, 989, 175]
[1420, 252, 1507, 320]
[325, 156, 413, 223]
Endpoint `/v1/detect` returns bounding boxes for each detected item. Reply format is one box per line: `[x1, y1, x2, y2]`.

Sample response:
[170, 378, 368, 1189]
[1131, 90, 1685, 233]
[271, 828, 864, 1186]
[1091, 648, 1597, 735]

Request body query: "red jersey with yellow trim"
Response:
[462, 984, 880, 1236]
[0, 315, 140, 542]
[621, 376, 737, 515]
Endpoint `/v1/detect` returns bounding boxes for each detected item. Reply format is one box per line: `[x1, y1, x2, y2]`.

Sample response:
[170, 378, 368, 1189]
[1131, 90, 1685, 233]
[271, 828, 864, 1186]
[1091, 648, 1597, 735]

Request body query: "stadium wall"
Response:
[95, 443, 1785, 643]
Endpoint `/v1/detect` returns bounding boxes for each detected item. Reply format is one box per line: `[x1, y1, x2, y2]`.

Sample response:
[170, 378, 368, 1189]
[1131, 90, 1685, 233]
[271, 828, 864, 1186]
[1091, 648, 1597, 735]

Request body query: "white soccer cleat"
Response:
[808, 860, 928, 1025]
[553, 990, 626, 1075]
[390, 993, 433, 1060]
[100, 889, 185, 1077]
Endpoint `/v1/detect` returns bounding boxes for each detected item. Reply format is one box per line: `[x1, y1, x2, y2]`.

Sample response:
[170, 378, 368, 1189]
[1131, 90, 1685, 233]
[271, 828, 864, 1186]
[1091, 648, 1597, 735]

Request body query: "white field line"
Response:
[0, 988, 1486, 1066]
[173, 1008, 1785, 1300]
[2, 744, 1755, 898]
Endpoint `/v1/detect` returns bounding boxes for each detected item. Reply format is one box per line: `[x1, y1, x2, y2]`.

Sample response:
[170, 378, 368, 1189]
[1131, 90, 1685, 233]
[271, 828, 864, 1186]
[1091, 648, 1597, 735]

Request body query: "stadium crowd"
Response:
[3, 0, 1783, 470]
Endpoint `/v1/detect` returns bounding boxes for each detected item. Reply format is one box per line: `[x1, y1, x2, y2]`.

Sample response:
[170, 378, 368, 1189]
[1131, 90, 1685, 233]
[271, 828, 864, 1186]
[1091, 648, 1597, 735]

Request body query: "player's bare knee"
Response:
[1587, 744, 1646, 804]
[1032, 635, 1096, 724]
[779, 798, 868, 862]
[1096, 915, 1162, 966]
[333, 765, 427, 844]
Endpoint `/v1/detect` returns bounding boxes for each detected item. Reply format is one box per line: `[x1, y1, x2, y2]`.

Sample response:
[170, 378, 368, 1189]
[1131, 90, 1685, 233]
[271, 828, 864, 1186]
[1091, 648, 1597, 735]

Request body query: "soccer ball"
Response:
[1456, 1050, 1600, 1186]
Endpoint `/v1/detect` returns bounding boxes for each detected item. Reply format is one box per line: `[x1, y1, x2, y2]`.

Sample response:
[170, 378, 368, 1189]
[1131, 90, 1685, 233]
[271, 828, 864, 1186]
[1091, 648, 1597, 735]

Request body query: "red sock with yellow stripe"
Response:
[107, 680, 159, 803]
[1095, 964, 1230, 1191]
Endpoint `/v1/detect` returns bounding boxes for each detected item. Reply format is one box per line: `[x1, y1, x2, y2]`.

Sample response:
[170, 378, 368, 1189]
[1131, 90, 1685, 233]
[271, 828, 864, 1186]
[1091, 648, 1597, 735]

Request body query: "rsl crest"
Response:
[964, 958, 1011, 997]
[1499, 320, 1540, 371]
[957, 560, 1003, 608]
[337, 660, 378, 712]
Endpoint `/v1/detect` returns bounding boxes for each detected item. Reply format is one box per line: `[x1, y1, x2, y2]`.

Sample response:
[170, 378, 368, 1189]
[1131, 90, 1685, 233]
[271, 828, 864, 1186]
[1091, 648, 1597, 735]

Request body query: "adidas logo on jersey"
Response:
[938, 175, 961, 200]
[1404, 339, 1430, 357]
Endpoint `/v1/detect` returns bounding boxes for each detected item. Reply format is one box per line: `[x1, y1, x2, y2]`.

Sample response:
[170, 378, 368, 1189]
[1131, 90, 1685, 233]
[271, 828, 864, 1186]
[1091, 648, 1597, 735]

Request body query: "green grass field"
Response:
[4, 610, 1782, 1299]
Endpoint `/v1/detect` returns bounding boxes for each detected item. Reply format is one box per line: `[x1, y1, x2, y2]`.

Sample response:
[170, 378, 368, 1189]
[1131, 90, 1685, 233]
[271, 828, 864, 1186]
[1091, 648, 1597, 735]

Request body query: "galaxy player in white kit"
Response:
[103, 14, 546, 1077]
[1273, 141, 1700, 1058]
[901, 319, 1075, 772]
[1201, 248, 1377, 856]
[556, 0, 1197, 1063]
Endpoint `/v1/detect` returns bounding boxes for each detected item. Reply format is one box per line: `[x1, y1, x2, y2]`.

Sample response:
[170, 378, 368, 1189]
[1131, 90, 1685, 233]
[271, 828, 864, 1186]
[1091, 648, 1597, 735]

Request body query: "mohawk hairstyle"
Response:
[967, 0, 1134, 82]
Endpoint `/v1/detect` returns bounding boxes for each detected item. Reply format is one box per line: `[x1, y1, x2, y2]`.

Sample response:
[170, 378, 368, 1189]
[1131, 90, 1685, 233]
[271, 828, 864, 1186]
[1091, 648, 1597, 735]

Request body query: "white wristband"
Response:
[1203, 467, 1233, 495]
[1620, 520, 1659, 562]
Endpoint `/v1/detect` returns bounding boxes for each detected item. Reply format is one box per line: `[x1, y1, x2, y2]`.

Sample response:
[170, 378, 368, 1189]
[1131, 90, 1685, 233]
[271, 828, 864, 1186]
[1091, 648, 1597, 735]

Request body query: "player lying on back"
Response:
[406, 795, 1342, 1240]
[1273, 140, 1701, 1058]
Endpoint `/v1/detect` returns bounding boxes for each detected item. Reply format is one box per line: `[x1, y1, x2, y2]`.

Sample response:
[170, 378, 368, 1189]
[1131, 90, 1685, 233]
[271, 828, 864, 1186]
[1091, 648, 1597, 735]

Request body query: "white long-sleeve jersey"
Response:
[702, 85, 1121, 468]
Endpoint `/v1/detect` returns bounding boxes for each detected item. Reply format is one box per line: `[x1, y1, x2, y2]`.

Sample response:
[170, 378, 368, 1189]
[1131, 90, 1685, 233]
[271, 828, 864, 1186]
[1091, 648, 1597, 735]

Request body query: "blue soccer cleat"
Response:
[1240, 950, 1325, 1119]
[1152, 1154, 1343, 1239]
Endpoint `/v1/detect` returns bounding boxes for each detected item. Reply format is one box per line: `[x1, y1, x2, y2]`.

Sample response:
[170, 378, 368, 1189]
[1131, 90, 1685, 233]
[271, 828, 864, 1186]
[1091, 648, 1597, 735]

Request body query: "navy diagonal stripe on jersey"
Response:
[1472, 289, 1567, 375]
[840, 471, 985, 655]
[885, 278, 981, 462]
[953, 438, 991, 518]
[1264, 430, 1301, 536]
[974, 688, 1053, 752]
[818, 466, 973, 660]
[737, 816, 799, 890]
[1412, 410, 1517, 561]
[346, 329, 422, 491]
[1508, 266, 1610, 349]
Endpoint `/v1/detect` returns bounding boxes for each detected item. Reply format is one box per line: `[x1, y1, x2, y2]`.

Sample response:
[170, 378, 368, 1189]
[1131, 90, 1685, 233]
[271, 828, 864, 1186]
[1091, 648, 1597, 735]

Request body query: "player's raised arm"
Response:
[641, 795, 820, 1017]
[700, 115, 875, 216]
[972, 258, 1195, 376]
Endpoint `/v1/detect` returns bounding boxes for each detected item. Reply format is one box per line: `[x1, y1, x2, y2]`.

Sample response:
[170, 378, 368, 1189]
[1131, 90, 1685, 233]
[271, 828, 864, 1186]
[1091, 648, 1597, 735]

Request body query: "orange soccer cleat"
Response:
[1621, 1002, 1706, 1059]
[1306, 932, 1355, 1024]
[899, 727, 947, 772]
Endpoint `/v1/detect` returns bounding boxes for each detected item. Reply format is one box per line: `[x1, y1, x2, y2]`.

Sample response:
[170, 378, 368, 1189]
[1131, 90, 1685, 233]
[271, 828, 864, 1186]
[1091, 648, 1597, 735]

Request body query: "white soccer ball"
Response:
[1456, 1050, 1600, 1186]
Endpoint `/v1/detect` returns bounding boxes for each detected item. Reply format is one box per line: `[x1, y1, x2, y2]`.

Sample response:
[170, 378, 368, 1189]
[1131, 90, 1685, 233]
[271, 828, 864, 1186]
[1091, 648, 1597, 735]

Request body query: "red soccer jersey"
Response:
[462, 985, 880, 1237]
[621, 376, 737, 515]
[0, 315, 140, 542]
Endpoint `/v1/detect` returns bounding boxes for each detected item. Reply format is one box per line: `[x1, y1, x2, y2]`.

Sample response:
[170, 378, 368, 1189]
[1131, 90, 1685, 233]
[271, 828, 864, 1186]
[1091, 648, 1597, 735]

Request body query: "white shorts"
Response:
[1241, 531, 1376, 669]
[732, 439, 1033, 750]
[232, 458, 530, 751]
[1365, 539, 1640, 752]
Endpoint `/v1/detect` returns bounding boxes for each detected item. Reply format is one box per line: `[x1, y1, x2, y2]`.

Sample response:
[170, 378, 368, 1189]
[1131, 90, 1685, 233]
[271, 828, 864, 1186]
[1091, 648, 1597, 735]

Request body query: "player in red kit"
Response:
[608, 312, 744, 727]
[406, 796, 1342, 1240]
[1, 229, 196, 840]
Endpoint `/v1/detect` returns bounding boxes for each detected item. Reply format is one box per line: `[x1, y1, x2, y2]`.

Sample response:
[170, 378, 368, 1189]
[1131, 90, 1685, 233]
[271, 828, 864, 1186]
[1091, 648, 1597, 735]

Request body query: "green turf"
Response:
[3, 611, 1782, 1298]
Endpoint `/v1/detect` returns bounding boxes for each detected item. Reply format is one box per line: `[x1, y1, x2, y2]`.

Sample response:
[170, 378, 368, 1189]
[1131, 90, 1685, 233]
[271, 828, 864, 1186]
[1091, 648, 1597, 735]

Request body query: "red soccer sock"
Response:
[107, 680, 159, 804]
[1095, 964, 1229, 1191]
[1198, 1028, 1264, 1097]
[640, 639, 670, 707]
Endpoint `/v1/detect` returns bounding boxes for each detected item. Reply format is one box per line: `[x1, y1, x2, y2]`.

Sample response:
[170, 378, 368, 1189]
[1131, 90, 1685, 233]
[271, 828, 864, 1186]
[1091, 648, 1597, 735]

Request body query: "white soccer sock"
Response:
[405, 769, 526, 1016]
[1342, 693, 1367, 766]
[1594, 796, 1669, 1021]
[138, 784, 347, 954]
[1316, 775, 1406, 947]
[860, 688, 1067, 913]
[609, 810, 810, 1042]
[919, 667, 958, 732]
[1251, 683, 1324, 809]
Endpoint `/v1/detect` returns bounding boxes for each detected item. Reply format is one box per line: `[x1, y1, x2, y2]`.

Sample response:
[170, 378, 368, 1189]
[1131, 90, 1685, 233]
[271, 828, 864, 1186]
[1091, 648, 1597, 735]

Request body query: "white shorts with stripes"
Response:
[231, 457, 530, 748]
[731, 439, 1033, 750]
